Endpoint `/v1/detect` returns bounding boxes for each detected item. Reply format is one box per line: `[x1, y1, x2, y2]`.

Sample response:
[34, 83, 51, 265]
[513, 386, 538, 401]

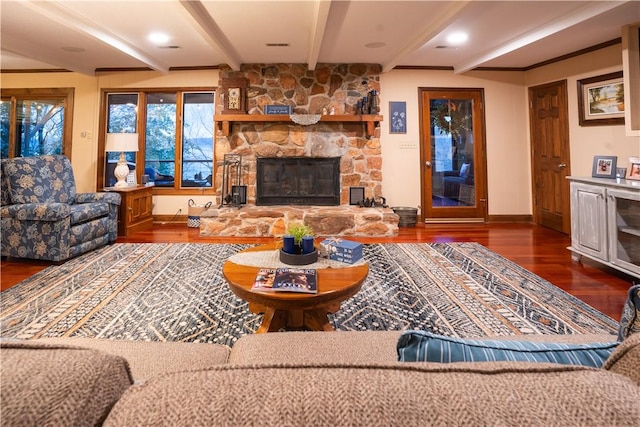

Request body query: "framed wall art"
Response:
[591, 155, 617, 179]
[389, 101, 406, 134]
[626, 156, 640, 181]
[577, 71, 625, 126]
[220, 77, 248, 114]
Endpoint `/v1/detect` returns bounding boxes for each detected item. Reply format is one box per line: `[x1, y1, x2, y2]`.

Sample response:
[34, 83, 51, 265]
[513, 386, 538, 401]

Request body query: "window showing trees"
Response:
[1, 88, 73, 159]
[181, 92, 214, 187]
[102, 89, 214, 192]
[105, 93, 138, 187]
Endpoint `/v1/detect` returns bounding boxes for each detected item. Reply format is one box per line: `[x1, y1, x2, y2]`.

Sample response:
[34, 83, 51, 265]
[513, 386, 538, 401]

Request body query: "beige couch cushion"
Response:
[37, 337, 231, 381]
[229, 330, 619, 365]
[105, 361, 640, 426]
[0, 340, 132, 427]
[229, 330, 402, 364]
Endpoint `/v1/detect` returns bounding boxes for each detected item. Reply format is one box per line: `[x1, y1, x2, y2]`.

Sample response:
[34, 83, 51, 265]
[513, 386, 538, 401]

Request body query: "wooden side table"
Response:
[108, 186, 154, 237]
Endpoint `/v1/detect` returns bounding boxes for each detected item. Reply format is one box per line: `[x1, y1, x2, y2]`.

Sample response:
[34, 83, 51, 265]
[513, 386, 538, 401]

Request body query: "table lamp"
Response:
[105, 132, 139, 188]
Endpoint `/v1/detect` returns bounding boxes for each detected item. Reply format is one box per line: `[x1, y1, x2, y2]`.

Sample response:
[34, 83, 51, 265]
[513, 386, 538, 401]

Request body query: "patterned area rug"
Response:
[1, 243, 617, 346]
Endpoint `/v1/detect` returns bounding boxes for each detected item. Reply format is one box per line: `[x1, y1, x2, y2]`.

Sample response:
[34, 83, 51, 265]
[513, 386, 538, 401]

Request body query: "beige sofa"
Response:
[2, 331, 639, 426]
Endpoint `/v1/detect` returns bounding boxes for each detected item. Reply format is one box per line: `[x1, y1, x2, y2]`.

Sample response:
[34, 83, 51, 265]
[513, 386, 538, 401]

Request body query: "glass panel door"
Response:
[421, 89, 486, 221]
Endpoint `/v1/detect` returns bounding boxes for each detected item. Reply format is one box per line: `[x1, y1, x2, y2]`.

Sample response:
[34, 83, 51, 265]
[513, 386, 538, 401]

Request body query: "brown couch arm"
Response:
[603, 334, 640, 386]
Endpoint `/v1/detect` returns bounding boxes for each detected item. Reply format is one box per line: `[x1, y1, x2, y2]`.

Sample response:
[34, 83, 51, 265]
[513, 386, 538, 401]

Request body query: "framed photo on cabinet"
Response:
[626, 157, 640, 181]
[591, 155, 617, 179]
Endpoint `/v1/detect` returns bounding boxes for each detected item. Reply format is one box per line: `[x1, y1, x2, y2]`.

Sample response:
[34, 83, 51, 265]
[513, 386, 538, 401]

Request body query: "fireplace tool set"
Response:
[219, 154, 247, 208]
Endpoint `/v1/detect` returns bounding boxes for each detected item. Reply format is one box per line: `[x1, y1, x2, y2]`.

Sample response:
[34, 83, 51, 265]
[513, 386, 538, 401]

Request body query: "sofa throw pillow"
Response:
[459, 163, 471, 177]
[397, 330, 618, 368]
[618, 284, 640, 342]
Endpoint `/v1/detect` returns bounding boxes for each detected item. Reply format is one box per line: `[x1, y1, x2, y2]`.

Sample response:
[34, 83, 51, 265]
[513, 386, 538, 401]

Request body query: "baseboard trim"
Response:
[487, 214, 533, 223]
[154, 214, 188, 224]
[424, 217, 485, 223]
[152, 213, 533, 225]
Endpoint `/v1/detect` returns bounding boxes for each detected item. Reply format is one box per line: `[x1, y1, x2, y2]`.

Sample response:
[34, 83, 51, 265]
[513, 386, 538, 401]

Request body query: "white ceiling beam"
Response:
[21, 0, 169, 74]
[179, 0, 241, 71]
[453, 1, 628, 74]
[307, 0, 332, 70]
[381, 1, 472, 73]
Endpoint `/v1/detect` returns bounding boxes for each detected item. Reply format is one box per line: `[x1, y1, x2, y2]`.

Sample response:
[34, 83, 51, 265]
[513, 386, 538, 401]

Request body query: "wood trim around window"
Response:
[97, 87, 216, 195]
[0, 87, 74, 157]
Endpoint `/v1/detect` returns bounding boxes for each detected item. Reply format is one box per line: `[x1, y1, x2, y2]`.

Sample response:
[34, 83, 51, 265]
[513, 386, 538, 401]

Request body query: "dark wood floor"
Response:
[1, 223, 634, 321]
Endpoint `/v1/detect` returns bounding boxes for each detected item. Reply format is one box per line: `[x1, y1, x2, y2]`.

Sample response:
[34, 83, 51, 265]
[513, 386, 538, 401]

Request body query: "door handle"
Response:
[425, 161, 432, 168]
[558, 163, 566, 169]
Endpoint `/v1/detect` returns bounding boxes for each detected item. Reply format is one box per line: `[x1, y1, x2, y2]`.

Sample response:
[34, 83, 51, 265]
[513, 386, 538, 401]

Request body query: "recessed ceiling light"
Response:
[149, 32, 170, 44]
[365, 42, 386, 49]
[446, 32, 468, 46]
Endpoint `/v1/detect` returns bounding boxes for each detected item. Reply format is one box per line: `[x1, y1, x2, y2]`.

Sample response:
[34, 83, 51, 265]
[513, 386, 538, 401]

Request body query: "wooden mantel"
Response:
[214, 114, 383, 138]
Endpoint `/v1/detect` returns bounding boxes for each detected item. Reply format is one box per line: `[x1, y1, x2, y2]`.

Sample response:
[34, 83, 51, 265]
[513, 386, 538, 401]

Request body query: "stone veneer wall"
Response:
[215, 63, 383, 206]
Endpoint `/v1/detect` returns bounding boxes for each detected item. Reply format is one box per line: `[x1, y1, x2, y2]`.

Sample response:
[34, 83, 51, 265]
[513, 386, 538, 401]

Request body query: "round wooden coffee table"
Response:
[223, 243, 368, 333]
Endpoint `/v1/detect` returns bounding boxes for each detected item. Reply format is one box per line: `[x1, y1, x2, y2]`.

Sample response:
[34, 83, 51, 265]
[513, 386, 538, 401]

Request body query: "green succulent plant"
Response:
[285, 222, 314, 246]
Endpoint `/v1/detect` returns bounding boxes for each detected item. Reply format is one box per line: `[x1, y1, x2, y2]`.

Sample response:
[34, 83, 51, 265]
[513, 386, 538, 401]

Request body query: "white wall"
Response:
[3, 44, 637, 217]
[379, 69, 531, 216]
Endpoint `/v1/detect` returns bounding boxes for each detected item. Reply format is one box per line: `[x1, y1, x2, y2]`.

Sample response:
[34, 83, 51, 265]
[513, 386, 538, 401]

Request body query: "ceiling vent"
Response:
[158, 46, 181, 49]
[266, 43, 290, 47]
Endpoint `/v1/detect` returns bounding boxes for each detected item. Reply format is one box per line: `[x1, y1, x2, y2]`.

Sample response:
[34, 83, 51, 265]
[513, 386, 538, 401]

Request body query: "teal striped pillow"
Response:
[397, 331, 618, 368]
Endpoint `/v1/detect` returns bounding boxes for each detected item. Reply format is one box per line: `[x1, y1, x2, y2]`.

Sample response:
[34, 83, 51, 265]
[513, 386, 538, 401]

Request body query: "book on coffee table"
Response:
[252, 268, 317, 293]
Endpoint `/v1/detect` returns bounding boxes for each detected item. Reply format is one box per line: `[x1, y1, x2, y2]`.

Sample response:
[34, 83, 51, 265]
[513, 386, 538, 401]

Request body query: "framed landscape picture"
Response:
[591, 155, 617, 179]
[577, 71, 625, 126]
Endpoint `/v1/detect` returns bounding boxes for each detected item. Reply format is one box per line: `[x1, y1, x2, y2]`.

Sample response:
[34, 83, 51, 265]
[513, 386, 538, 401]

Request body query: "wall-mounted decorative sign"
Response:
[264, 105, 293, 114]
[389, 101, 406, 134]
[578, 71, 625, 126]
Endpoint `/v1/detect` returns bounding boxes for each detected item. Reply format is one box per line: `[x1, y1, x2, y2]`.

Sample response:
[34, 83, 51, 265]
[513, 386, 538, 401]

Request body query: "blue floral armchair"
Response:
[1, 155, 121, 262]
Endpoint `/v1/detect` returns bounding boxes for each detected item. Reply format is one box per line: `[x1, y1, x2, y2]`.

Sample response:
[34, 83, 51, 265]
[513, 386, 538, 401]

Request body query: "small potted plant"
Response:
[280, 222, 317, 265]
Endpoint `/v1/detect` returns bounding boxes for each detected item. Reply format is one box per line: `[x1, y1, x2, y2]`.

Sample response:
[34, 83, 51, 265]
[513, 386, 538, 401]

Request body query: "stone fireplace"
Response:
[199, 63, 399, 237]
[256, 157, 340, 206]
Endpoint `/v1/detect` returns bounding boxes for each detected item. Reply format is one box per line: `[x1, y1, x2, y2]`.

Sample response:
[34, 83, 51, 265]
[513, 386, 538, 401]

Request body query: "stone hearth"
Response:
[200, 206, 399, 237]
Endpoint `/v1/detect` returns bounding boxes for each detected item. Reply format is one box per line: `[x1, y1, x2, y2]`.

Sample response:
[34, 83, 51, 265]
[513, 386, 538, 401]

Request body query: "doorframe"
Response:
[418, 87, 488, 223]
[527, 79, 572, 234]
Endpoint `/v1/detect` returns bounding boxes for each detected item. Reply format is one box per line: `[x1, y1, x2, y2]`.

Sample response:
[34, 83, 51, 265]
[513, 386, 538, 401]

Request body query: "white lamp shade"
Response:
[105, 133, 139, 152]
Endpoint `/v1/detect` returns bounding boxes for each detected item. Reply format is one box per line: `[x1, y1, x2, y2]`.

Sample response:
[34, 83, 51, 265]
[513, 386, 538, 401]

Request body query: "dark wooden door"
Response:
[528, 80, 571, 234]
[419, 88, 487, 222]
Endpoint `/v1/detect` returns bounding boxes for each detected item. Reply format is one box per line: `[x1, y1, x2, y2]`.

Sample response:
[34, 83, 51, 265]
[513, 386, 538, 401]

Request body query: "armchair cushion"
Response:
[2, 203, 71, 221]
[3, 155, 76, 204]
[76, 192, 121, 205]
[69, 203, 110, 225]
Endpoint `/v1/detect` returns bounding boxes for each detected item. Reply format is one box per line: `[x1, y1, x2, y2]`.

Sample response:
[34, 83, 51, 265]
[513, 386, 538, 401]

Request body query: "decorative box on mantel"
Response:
[320, 238, 363, 264]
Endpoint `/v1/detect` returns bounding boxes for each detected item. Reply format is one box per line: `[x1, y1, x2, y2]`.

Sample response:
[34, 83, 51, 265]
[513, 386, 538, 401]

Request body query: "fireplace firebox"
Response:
[256, 157, 340, 205]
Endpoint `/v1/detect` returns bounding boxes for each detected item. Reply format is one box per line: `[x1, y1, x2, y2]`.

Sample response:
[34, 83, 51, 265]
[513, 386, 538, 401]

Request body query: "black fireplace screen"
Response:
[256, 157, 340, 205]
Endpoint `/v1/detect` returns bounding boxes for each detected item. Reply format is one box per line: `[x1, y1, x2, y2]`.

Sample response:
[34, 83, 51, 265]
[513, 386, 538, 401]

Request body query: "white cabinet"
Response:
[607, 188, 640, 275]
[568, 177, 640, 279]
